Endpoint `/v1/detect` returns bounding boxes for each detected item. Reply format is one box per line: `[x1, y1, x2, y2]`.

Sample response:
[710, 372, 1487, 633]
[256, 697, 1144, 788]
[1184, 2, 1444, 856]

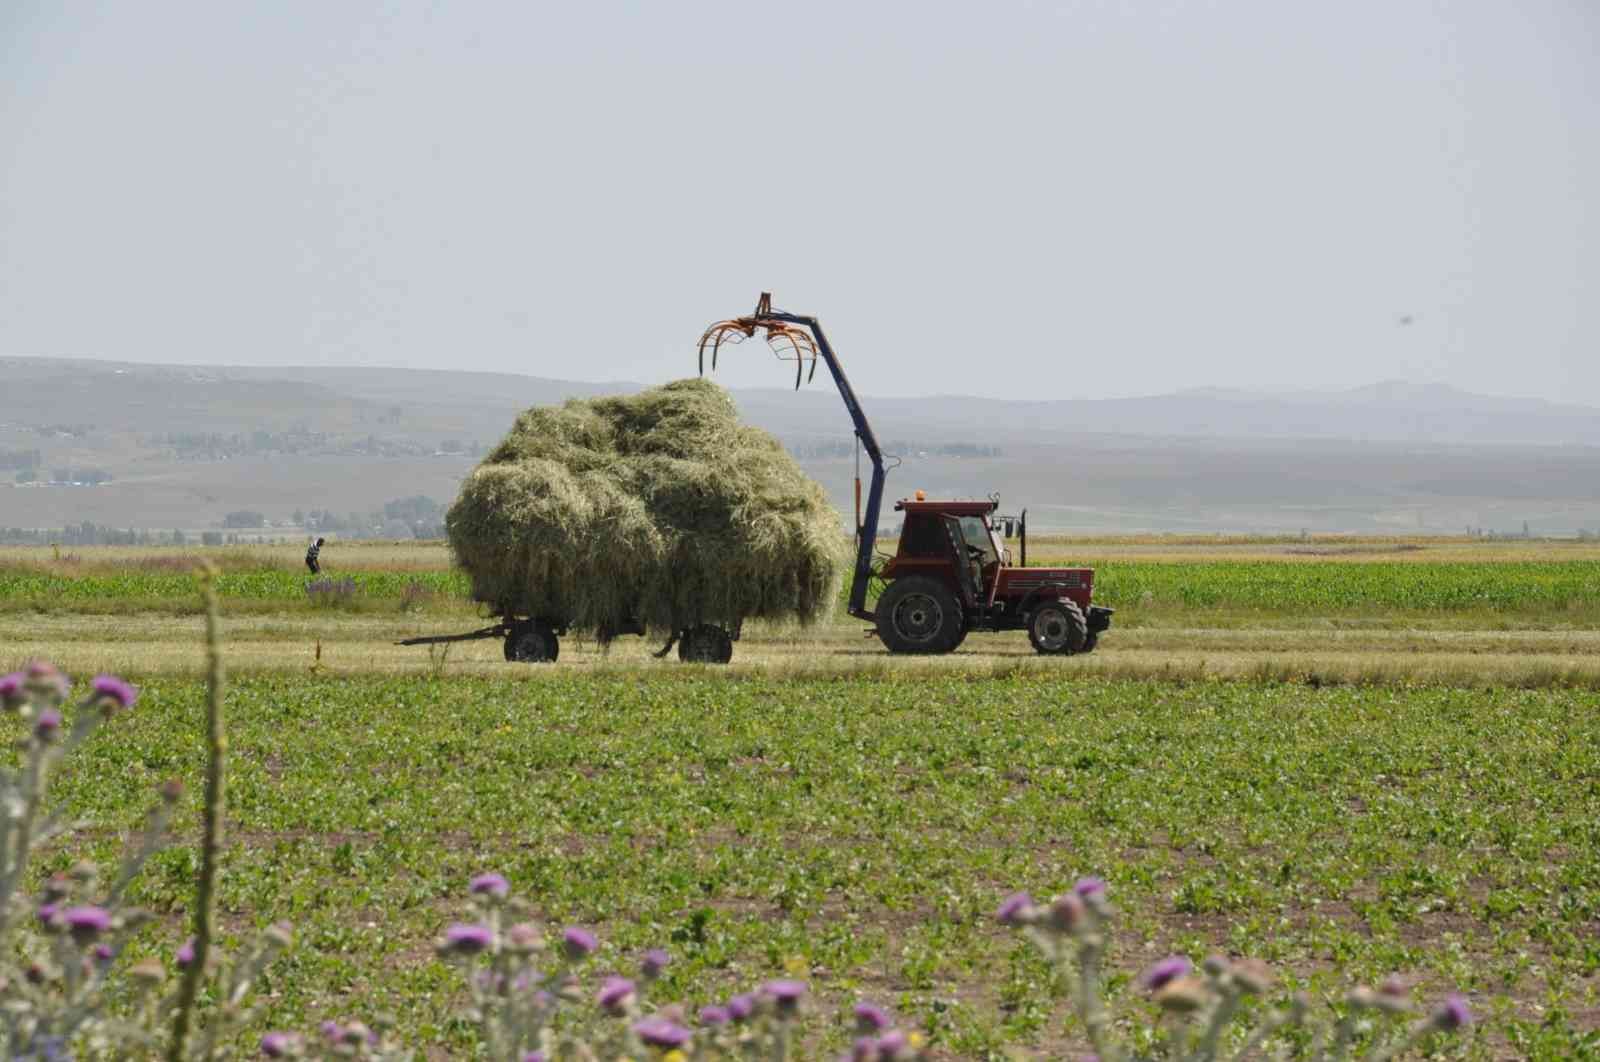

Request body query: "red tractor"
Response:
[701, 294, 1112, 656]
[876, 495, 1110, 655]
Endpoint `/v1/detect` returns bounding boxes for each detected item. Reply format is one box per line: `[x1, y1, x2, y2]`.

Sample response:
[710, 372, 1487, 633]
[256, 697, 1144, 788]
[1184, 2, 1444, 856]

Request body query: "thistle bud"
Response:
[1231, 959, 1273, 996]
[506, 922, 542, 953]
[130, 958, 166, 985]
[1048, 892, 1086, 934]
[1346, 986, 1378, 1011]
[1154, 976, 1209, 1014]
[1433, 994, 1472, 1031]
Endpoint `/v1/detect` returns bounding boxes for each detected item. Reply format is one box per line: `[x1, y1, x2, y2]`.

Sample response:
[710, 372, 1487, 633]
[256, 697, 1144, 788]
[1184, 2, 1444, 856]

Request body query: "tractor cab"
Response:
[884, 497, 1007, 606]
[873, 494, 1112, 655]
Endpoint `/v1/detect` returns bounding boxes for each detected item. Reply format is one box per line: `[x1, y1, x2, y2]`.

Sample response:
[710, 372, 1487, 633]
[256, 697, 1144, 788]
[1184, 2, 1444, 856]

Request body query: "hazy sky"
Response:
[2, 1, 1595, 402]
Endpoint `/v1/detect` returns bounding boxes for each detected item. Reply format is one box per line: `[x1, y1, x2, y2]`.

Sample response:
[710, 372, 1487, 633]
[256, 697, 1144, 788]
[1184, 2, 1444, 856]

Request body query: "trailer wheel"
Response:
[1028, 599, 1087, 655]
[504, 620, 559, 663]
[678, 624, 733, 664]
[876, 576, 964, 654]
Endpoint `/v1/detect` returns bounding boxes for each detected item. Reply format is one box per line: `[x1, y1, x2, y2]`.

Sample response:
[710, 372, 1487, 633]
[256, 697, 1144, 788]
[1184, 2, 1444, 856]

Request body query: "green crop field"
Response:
[3, 538, 1599, 1058]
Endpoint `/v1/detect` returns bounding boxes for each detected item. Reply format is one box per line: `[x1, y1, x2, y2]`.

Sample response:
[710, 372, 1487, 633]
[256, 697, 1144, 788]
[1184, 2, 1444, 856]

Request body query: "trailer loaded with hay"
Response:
[406, 291, 1111, 663]
[402, 377, 845, 663]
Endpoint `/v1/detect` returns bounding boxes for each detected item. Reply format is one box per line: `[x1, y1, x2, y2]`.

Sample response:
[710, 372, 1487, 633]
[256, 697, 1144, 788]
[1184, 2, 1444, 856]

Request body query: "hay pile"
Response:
[446, 378, 845, 638]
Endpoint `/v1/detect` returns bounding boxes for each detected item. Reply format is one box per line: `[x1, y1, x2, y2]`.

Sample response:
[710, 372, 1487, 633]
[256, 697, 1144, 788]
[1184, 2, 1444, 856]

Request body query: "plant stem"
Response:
[168, 565, 227, 1062]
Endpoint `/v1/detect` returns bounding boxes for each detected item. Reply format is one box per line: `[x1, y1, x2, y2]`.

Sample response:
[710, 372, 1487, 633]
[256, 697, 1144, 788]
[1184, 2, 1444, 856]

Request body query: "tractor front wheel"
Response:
[1028, 599, 1087, 655]
[876, 576, 964, 654]
[678, 624, 734, 664]
[504, 620, 560, 663]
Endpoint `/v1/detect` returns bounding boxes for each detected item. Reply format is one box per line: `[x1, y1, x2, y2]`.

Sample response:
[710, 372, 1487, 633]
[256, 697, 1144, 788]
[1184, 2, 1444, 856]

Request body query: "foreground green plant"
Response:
[0, 653, 1492, 1059]
[998, 881, 1470, 1060]
[0, 660, 291, 1058]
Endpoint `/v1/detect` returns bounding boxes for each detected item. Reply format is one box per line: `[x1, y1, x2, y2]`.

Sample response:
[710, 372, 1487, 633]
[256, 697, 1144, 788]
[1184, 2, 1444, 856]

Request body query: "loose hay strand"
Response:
[446, 379, 846, 639]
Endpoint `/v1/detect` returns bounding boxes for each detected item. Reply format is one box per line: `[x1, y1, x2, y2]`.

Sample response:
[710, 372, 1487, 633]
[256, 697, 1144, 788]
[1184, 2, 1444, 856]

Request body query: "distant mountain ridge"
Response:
[5, 355, 1600, 448]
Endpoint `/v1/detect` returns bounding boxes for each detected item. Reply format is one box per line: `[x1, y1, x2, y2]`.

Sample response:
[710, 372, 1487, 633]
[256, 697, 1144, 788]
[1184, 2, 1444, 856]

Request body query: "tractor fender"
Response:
[1016, 584, 1078, 619]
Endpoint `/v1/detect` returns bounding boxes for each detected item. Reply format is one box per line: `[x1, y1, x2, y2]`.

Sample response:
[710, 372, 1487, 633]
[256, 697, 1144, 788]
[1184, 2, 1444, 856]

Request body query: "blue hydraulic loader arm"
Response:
[698, 293, 887, 621]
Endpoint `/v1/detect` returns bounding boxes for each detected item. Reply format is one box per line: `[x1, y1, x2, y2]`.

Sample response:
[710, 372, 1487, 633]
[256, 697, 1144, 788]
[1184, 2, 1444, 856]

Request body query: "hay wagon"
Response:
[399, 614, 742, 664]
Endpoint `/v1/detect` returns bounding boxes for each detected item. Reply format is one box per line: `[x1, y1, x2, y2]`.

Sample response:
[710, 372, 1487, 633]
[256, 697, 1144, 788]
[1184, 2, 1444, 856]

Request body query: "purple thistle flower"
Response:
[469, 872, 509, 898]
[319, 1020, 342, 1041]
[726, 993, 756, 1021]
[633, 1017, 693, 1049]
[1436, 993, 1472, 1030]
[91, 674, 138, 713]
[763, 978, 807, 1015]
[64, 905, 113, 941]
[36, 902, 59, 927]
[176, 938, 196, 968]
[699, 1004, 731, 1026]
[852, 1037, 878, 1062]
[522, 1054, 546, 1062]
[93, 943, 113, 962]
[876, 1030, 909, 1057]
[34, 708, 62, 740]
[640, 947, 670, 978]
[259, 1032, 293, 1058]
[854, 1002, 891, 1032]
[443, 923, 494, 954]
[596, 975, 636, 1012]
[561, 926, 597, 959]
[1143, 956, 1192, 992]
[1074, 876, 1107, 899]
[0, 671, 23, 709]
[996, 891, 1034, 925]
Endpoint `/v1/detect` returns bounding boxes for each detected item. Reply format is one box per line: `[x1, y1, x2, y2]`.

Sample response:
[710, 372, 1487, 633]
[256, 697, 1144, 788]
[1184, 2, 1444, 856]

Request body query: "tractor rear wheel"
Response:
[1028, 599, 1087, 655]
[876, 576, 964, 654]
[678, 624, 734, 664]
[504, 620, 559, 663]
[949, 622, 969, 651]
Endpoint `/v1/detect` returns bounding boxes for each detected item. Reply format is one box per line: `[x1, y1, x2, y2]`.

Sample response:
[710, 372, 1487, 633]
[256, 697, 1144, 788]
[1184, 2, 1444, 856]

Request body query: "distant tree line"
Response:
[0, 524, 170, 546]
[0, 449, 42, 471]
[0, 496, 450, 546]
[8, 468, 114, 485]
[152, 430, 485, 461]
[787, 439, 1003, 460]
[288, 496, 446, 540]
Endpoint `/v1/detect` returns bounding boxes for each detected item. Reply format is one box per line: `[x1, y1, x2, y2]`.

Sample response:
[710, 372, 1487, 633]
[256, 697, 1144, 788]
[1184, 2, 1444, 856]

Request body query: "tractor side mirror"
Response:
[1002, 519, 1015, 538]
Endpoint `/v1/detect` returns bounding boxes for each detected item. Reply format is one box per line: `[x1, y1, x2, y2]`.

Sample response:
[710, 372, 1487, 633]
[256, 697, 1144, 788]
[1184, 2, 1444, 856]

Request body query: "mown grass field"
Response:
[4, 538, 1599, 1058]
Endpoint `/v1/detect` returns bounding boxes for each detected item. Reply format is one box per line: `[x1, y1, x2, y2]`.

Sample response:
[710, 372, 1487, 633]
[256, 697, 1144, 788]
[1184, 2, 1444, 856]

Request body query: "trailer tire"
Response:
[678, 624, 734, 664]
[504, 620, 559, 663]
[877, 576, 964, 654]
[1029, 599, 1087, 655]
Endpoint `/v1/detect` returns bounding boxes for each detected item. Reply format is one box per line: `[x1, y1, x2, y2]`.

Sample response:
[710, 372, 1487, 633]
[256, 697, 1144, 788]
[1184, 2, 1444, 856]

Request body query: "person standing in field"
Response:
[305, 537, 325, 575]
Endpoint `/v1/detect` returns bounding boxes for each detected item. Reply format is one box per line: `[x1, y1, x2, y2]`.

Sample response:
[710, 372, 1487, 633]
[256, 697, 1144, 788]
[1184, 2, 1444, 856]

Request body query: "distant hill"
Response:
[5, 355, 1600, 535]
[9, 355, 1600, 447]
